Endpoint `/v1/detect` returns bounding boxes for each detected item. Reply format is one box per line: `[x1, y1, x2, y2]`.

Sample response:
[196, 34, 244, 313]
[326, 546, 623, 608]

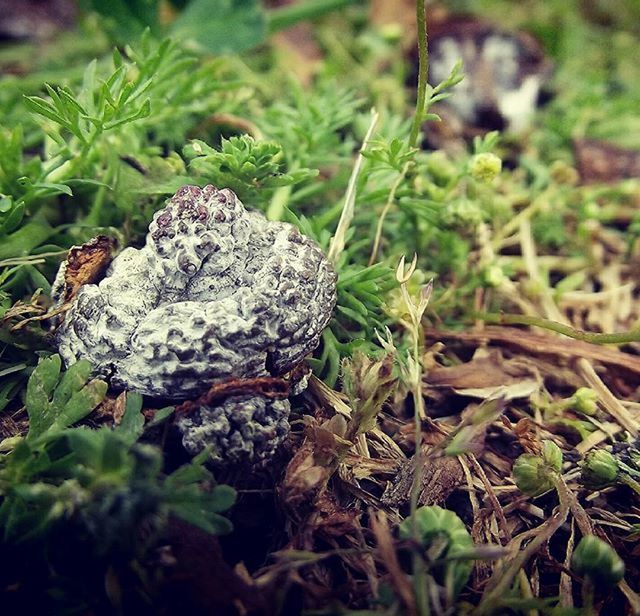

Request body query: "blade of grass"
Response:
[327, 108, 379, 264]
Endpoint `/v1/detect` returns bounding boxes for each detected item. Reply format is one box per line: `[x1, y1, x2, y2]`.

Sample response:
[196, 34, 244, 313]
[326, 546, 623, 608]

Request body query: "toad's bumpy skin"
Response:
[55, 185, 337, 400]
[178, 395, 291, 466]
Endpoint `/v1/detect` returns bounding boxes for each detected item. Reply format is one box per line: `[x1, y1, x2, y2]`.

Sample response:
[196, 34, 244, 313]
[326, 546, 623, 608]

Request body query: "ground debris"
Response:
[249, 320, 640, 613]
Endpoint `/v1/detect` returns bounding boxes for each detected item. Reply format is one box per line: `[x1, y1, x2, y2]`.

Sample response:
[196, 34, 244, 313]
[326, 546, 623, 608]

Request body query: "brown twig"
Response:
[476, 475, 572, 614]
[425, 326, 640, 377]
[370, 509, 416, 615]
[175, 376, 292, 415]
[468, 453, 512, 543]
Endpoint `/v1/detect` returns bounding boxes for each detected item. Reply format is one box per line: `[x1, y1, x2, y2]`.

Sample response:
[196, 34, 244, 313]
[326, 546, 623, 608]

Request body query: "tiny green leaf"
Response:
[0, 202, 25, 235]
[26, 355, 62, 438]
[51, 359, 93, 409]
[52, 379, 107, 432]
[117, 391, 145, 442]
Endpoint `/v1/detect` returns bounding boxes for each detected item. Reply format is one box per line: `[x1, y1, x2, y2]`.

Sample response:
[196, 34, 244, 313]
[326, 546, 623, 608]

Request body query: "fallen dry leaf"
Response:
[425, 326, 640, 379]
[382, 450, 465, 508]
[59, 235, 116, 303]
[280, 414, 350, 517]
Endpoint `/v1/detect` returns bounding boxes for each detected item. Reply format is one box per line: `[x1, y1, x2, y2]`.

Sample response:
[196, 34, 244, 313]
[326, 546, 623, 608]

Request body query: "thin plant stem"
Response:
[410, 400, 429, 615]
[409, 0, 429, 149]
[477, 312, 640, 345]
[368, 0, 428, 265]
[582, 578, 595, 616]
[328, 108, 379, 263]
[368, 161, 409, 265]
[621, 475, 640, 495]
[410, 409, 430, 616]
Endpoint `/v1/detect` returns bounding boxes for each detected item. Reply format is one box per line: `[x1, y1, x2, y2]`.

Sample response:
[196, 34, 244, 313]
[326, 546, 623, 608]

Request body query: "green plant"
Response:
[0, 361, 235, 540]
[399, 505, 475, 601]
[581, 450, 620, 488]
[572, 535, 625, 588]
[477, 441, 571, 614]
[572, 535, 625, 615]
[24, 354, 106, 439]
[580, 444, 640, 495]
[341, 349, 397, 440]
[1, 1, 640, 611]
[0, 361, 234, 610]
[512, 441, 563, 496]
[184, 135, 317, 208]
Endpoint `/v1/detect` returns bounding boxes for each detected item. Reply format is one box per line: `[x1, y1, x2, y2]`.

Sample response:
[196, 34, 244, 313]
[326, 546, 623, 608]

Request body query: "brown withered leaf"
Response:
[4, 290, 71, 333]
[176, 364, 310, 417]
[304, 490, 361, 543]
[60, 235, 116, 303]
[0, 409, 27, 441]
[454, 380, 539, 401]
[574, 138, 640, 183]
[381, 450, 465, 508]
[383, 400, 500, 508]
[91, 391, 127, 427]
[344, 453, 403, 480]
[300, 500, 380, 607]
[280, 414, 351, 517]
[425, 351, 537, 391]
[503, 416, 541, 454]
[2, 290, 47, 326]
[425, 326, 640, 379]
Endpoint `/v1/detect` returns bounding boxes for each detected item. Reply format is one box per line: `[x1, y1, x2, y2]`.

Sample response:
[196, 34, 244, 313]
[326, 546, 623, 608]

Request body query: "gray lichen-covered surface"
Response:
[53, 184, 337, 463]
[178, 394, 292, 465]
[54, 184, 337, 398]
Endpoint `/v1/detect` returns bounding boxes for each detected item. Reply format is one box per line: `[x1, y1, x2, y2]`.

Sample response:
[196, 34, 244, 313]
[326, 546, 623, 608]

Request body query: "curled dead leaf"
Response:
[59, 235, 117, 303]
[281, 414, 351, 515]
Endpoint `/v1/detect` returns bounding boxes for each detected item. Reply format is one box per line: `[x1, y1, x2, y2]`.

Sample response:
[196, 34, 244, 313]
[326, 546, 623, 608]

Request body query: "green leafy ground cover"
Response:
[1, 0, 640, 613]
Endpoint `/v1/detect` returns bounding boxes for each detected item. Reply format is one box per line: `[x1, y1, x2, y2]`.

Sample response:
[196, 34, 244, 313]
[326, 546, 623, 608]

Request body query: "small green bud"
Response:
[581, 449, 619, 487]
[542, 440, 563, 472]
[582, 201, 601, 220]
[399, 505, 474, 598]
[379, 23, 403, 43]
[469, 153, 502, 183]
[423, 183, 447, 201]
[549, 160, 579, 186]
[164, 151, 188, 174]
[483, 264, 505, 288]
[571, 535, 625, 587]
[571, 387, 598, 415]
[512, 453, 554, 496]
[521, 278, 544, 299]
